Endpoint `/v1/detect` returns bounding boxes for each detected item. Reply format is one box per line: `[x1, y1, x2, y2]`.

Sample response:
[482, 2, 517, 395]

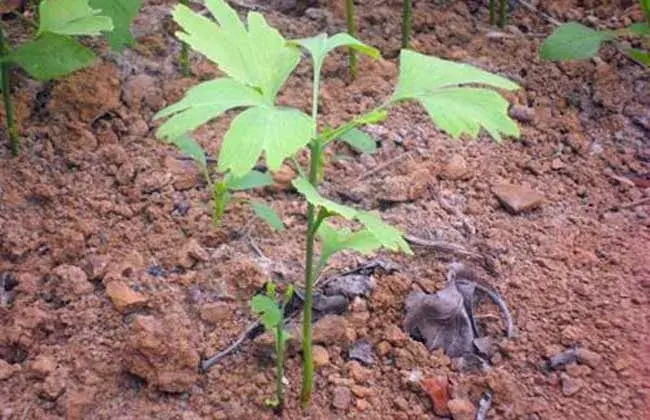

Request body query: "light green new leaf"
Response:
[10, 33, 95, 80]
[218, 106, 314, 176]
[391, 50, 519, 141]
[251, 294, 282, 331]
[355, 212, 412, 254]
[628, 48, 650, 66]
[340, 128, 377, 154]
[293, 32, 380, 70]
[39, 0, 113, 36]
[154, 78, 265, 141]
[89, 0, 142, 50]
[318, 223, 382, 264]
[226, 170, 274, 190]
[250, 200, 285, 231]
[540, 22, 615, 61]
[166, 133, 206, 168]
[292, 177, 357, 219]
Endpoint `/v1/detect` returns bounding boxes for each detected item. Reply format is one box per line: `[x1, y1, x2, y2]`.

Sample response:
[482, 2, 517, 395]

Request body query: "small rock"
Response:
[30, 355, 56, 378]
[356, 399, 370, 411]
[509, 105, 536, 123]
[492, 184, 544, 214]
[199, 302, 231, 324]
[313, 315, 350, 346]
[473, 336, 495, 358]
[178, 239, 209, 269]
[420, 376, 450, 416]
[346, 361, 372, 384]
[137, 170, 172, 194]
[384, 324, 408, 347]
[0, 360, 19, 380]
[313, 345, 330, 368]
[332, 386, 352, 410]
[105, 280, 148, 313]
[53, 265, 93, 296]
[349, 340, 375, 366]
[439, 154, 471, 181]
[376, 341, 392, 357]
[393, 396, 410, 411]
[551, 158, 566, 170]
[164, 156, 201, 191]
[324, 274, 375, 299]
[560, 373, 583, 396]
[447, 398, 477, 420]
[350, 385, 372, 398]
[577, 348, 602, 369]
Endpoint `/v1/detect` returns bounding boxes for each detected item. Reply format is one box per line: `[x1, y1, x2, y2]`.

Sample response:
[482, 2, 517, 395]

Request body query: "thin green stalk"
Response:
[498, 0, 507, 28]
[345, 0, 358, 80]
[0, 26, 18, 156]
[300, 66, 322, 409]
[180, 0, 190, 76]
[275, 323, 285, 410]
[489, 0, 496, 25]
[402, 0, 413, 49]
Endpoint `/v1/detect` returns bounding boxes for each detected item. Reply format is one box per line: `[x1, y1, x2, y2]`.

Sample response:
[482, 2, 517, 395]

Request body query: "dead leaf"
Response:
[420, 376, 450, 416]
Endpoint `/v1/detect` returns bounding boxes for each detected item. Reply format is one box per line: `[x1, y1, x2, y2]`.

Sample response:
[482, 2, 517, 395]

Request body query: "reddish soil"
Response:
[1, 0, 649, 419]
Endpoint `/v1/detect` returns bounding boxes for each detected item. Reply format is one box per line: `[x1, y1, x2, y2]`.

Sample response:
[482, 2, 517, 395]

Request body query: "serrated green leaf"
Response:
[318, 223, 382, 264]
[167, 133, 206, 168]
[154, 78, 265, 141]
[540, 22, 615, 61]
[292, 177, 357, 219]
[627, 48, 650, 65]
[218, 106, 313, 176]
[627, 22, 650, 37]
[251, 294, 282, 331]
[391, 50, 519, 142]
[340, 128, 377, 154]
[293, 32, 380, 71]
[250, 200, 285, 231]
[89, 0, 142, 51]
[10, 33, 95, 80]
[38, 0, 113, 36]
[226, 170, 274, 191]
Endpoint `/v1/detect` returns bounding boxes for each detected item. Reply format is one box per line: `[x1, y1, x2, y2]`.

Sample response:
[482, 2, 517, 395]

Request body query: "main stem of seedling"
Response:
[300, 64, 322, 408]
[498, 0, 507, 28]
[275, 323, 285, 409]
[180, 0, 191, 76]
[0, 25, 18, 156]
[402, 0, 413, 49]
[489, 0, 496, 25]
[345, 0, 358, 80]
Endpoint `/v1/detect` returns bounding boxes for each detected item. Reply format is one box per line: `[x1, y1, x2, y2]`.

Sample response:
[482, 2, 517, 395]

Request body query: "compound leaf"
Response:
[218, 106, 313, 176]
[293, 32, 380, 71]
[166, 133, 206, 168]
[250, 200, 285, 231]
[226, 170, 274, 191]
[392, 50, 519, 141]
[250, 294, 282, 331]
[154, 78, 265, 141]
[540, 22, 615, 61]
[39, 0, 113, 36]
[340, 128, 377, 154]
[10, 32, 95, 80]
[89, 0, 142, 50]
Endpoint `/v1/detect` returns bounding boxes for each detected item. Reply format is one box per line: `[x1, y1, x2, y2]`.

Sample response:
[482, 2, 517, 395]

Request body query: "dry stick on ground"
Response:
[404, 234, 482, 260]
[609, 196, 650, 211]
[354, 151, 413, 181]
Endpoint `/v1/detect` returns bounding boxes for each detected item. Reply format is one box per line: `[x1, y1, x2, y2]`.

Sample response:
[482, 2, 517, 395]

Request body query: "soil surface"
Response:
[1, 0, 649, 419]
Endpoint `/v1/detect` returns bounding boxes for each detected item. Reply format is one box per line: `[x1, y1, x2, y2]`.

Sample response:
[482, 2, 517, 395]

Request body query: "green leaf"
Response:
[171, 1, 300, 101]
[540, 22, 615, 61]
[89, 0, 142, 50]
[250, 200, 285, 231]
[340, 128, 377, 154]
[391, 50, 519, 142]
[293, 32, 380, 70]
[38, 0, 113, 36]
[154, 78, 265, 141]
[226, 170, 274, 191]
[250, 294, 282, 331]
[218, 106, 314, 176]
[9, 33, 95, 80]
[166, 133, 206, 168]
[292, 177, 357, 219]
[627, 22, 650, 37]
[318, 223, 382, 264]
[627, 48, 650, 65]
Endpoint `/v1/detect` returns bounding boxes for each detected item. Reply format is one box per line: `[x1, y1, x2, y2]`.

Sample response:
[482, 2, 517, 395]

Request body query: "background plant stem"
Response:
[300, 67, 322, 409]
[275, 323, 285, 410]
[180, 0, 190, 76]
[489, 0, 496, 25]
[401, 0, 413, 49]
[0, 26, 18, 156]
[498, 0, 507, 27]
[345, 0, 358, 80]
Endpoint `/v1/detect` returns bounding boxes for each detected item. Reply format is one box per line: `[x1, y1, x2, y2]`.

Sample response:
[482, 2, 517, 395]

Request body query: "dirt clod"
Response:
[492, 184, 545, 214]
[447, 397, 477, 420]
[105, 281, 148, 313]
[331, 386, 352, 410]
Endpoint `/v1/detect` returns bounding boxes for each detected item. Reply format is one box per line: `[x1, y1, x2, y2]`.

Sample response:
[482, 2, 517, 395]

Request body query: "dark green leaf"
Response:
[540, 22, 615, 61]
[250, 200, 285, 231]
[89, 0, 142, 50]
[39, 0, 113, 36]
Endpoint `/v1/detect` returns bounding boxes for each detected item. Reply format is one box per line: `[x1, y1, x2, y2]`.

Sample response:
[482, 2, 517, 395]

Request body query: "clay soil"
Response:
[1, 0, 649, 419]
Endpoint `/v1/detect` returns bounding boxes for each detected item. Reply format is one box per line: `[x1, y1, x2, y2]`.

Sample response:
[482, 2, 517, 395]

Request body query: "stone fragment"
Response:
[492, 184, 544, 214]
[313, 345, 330, 368]
[105, 281, 148, 313]
[447, 398, 477, 420]
[199, 302, 231, 324]
[509, 105, 535, 123]
[332, 386, 352, 410]
[577, 348, 602, 369]
[313, 315, 350, 346]
[561, 373, 583, 396]
[439, 154, 471, 181]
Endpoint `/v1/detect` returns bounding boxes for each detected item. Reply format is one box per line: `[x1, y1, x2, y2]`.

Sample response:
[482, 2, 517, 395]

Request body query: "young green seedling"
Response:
[489, 0, 508, 27]
[0, 0, 141, 156]
[540, 0, 650, 66]
[250, 283, 294, 412]
[154, 0, 520, 408]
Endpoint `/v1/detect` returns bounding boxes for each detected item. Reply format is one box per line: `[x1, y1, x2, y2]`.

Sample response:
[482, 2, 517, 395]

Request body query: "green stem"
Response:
[402, 0, 413, 49]
[498, 0, 507, 28]
[180, 0, 190, 76]
[300, 65, 322, 409]
[345, 0, 358, 80]
[275, 323, 285, 410]
[0, 26, 18, 156]
[489, 0, 496, 25]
